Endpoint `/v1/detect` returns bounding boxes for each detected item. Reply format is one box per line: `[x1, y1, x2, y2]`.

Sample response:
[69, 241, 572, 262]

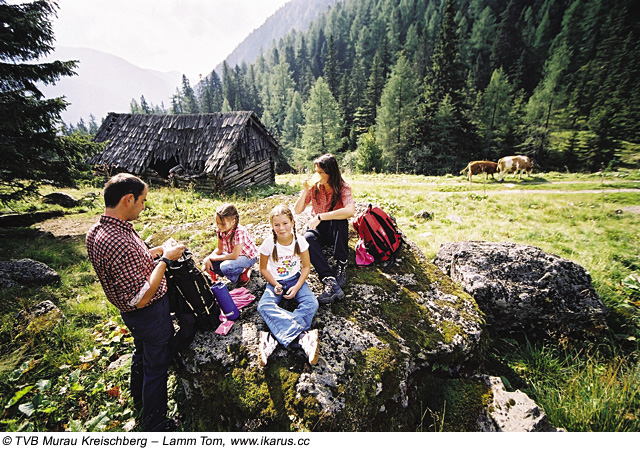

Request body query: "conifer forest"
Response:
[135, 0, 640, 176]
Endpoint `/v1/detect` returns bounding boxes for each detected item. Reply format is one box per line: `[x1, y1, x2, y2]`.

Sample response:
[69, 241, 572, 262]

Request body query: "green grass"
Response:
[1, 170, 640, 431]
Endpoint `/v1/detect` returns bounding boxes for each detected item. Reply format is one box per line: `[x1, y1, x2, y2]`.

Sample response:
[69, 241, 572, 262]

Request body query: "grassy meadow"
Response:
[1, 169, 639, 431]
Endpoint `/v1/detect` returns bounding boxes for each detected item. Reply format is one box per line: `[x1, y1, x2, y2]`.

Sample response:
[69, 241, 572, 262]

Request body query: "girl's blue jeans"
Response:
[210, 255, 257, 283]
[257, 273, 318, 348]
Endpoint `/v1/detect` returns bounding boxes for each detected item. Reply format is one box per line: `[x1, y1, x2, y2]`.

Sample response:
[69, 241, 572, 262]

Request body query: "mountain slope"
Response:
[39, 47, 182, 125]
[213, 0, 341, 74]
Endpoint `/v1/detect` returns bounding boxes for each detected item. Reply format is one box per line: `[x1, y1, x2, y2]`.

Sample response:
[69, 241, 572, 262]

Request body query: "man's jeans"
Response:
[121, 294, 173, 431]
[257, 273, 318, 348]
[210, 255, 257, 283]
[304, 219, 349, 279]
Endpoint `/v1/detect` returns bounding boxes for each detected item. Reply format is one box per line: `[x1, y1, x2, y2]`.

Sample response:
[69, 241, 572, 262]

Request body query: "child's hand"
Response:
[274, 283, 284, 295]
[202, 257, 212, 271]
[283, 285, 299, 299]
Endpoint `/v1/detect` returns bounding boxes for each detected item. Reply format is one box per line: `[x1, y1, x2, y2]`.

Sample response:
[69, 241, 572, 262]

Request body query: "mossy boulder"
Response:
[163, 198, 488, 431]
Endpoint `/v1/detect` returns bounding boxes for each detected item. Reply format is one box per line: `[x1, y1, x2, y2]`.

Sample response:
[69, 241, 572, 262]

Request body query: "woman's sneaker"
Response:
[258, 331, 277, 366]
[298, 329, 319, 365]
[334, 260, 347, 288]
[317, 276, 344, 304]
[238, 268, 252, 287]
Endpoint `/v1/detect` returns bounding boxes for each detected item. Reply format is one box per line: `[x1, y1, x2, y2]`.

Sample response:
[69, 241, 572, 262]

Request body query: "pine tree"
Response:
[301, 77, 343, 163]
[356, 126, 383, 173]
[324, 34, 340, 98]
[295, 36, 315, 99]
[477, 68, 514, 159]
[222, 61, 236, 110]
[490, 0, 527, 91]
[417, 0, 478, 172]
[281, 91, 305, 172]
[525, 40, 572, 163]
[140, 95, 151, 114]
[0, 0, 79, 203]
[354, 51, 386, 134]
[375, 53, 419, 170]
[468, 5, 497, 91]
[422, 0, 464, 111]
[181, 74, 199, 113]
[207, 71, 224, 112]
[263, 61, 296, 138]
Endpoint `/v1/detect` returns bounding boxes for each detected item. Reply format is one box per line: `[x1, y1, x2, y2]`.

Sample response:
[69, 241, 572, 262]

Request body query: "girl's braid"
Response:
[271, 228, 279, 262]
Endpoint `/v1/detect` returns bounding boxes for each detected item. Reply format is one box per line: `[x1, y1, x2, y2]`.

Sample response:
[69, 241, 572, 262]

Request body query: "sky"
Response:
[21, 0, 291, 79]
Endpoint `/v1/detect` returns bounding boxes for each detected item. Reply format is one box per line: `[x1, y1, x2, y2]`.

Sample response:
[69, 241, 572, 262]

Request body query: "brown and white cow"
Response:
[460, 160, 499, 182]
[497, 155, 533, 181]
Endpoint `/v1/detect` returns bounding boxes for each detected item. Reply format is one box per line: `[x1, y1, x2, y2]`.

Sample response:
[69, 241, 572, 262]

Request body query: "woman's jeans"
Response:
[210, 255, 257, 283]
[121, 294, 173, 432]
[304, 219, 349, 280]
[257, 273, 318, 348]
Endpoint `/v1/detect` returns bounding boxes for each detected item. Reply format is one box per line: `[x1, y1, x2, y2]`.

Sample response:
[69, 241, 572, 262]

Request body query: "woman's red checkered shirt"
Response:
[218, 224, 259, 259]
[86, 215, 166, 312]
[304, 182, 354, 215]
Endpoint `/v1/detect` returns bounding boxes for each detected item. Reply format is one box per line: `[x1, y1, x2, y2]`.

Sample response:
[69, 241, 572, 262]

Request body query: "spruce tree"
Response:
[0, 0, 79, 203]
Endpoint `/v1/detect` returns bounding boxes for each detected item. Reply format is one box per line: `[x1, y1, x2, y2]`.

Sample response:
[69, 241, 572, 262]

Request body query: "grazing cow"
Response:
[460, 160, 499, 182]
[497, 155, 533, 181]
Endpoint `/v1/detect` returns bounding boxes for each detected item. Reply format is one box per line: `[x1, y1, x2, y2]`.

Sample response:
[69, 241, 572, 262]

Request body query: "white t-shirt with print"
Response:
[259, 235, 309, 281]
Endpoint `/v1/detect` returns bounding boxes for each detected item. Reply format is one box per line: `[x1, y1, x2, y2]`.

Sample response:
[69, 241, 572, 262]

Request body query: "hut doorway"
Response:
[149, 157, 179, 178]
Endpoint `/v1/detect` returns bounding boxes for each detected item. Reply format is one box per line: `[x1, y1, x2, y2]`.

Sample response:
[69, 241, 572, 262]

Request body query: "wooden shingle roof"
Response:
[90, 112, 278, 177]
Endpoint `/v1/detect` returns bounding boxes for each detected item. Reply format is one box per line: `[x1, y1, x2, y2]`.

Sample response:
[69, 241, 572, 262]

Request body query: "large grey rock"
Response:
[0, 258, 60, 290]
[434, 241, 608, 340]
[170, 199, 488, 431]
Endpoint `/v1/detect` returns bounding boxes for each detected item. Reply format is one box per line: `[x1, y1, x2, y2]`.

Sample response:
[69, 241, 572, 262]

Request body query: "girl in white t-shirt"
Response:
[257, 204, 319, 366]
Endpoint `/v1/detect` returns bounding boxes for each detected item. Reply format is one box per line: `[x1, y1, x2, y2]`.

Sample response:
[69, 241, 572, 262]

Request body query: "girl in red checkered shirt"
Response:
[202, 203, 258, 286]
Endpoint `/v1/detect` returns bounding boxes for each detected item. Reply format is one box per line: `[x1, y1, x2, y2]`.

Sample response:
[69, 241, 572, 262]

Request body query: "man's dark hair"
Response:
[103, 173, 147, 208]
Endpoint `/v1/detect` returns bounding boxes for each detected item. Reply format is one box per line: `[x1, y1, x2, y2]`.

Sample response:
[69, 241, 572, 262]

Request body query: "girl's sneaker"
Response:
[238, 268, 252, 287]
[298, 329, 319, 365]
[258, 331, 277, 366]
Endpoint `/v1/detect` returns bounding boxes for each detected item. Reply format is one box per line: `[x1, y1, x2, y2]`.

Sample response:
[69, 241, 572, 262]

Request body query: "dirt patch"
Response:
[621, 206, 640, 214]
[35, 214, 100, 238]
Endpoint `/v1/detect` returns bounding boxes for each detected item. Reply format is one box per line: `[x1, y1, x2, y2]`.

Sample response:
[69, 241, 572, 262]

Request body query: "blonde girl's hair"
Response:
[269, 204, 300, 262]
[216, 203, 239, 244]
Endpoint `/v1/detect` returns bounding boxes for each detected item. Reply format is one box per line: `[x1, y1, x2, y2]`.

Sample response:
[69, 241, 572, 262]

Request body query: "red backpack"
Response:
[352, 204, 403, 270]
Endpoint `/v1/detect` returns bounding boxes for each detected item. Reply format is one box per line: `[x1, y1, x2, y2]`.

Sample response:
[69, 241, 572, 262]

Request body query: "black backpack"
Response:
[164, 249, 221, 351]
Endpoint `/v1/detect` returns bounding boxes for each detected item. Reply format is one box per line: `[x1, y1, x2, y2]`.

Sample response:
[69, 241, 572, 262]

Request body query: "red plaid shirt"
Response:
[218, 224, 259, 259]
[86, 215, 166, 312]
[305, 182, 354, 215]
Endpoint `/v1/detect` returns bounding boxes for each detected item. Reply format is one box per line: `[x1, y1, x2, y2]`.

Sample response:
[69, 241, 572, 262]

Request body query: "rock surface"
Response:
[168, 199, 488, 431]
[0, 258, 60, 290]
[479, 375, 564, 432]
[433, 241, 608, 340]
[42, 192, 79, 208]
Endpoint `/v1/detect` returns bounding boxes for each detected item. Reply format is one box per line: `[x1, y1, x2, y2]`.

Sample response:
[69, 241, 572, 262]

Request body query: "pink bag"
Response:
[355, 239, 375, 267]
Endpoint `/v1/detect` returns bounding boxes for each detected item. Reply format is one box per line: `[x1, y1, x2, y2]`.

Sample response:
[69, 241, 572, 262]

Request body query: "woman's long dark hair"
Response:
[313, 154, 344, 211]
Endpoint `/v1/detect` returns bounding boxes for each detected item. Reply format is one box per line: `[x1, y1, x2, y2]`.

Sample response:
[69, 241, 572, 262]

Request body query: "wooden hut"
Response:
[90, 112, 279, 193]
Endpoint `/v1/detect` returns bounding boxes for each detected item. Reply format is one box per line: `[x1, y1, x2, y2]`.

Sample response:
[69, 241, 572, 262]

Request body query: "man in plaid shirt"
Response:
[294, 154, 355, 304]
[86, 174, 184, 431]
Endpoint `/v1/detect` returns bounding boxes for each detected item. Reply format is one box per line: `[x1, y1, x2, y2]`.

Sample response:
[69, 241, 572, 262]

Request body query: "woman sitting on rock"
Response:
[294, 153, 355, 304]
